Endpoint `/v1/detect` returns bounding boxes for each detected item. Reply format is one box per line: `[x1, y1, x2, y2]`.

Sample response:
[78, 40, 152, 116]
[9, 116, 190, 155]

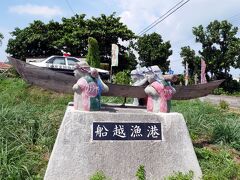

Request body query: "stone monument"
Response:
[44, 64, 202, 180]
[44, 105, 202, 180]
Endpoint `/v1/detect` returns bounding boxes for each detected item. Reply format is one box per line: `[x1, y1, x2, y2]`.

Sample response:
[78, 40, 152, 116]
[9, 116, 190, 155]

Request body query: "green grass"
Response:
[196, 147, 240, 179]
[0, 77, 72, 179]
[171, 100, 240, 145]
[0, 77, 240, 179]
[171, 100, 240, 179]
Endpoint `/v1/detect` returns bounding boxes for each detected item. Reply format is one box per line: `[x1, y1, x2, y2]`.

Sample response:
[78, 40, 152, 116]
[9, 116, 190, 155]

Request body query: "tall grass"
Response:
[172, 100, 240, 145]
[0, 77, 239, 179]
[0, 77, 71, 179]
[172, 100, 240, 179]
[212, 118, 240, 150]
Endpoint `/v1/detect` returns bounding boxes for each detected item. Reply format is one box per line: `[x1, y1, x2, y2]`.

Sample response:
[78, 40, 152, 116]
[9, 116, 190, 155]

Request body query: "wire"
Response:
[138, 0, 190, 36]
[139, 0, 190, 36]
[137, 0, 185, 35]
[65, 0, 76, 15]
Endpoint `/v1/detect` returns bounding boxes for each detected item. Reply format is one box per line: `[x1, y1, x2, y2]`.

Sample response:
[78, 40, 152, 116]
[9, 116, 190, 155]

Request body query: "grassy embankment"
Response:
[0, 77, 240, 179]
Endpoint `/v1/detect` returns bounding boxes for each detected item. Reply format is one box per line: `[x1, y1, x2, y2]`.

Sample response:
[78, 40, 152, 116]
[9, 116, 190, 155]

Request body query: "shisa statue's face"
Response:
[131, 74, 138, 82]
[74, 69, 85, 79]
[131, 74, 145, 83]
[146, 73, 155, 84]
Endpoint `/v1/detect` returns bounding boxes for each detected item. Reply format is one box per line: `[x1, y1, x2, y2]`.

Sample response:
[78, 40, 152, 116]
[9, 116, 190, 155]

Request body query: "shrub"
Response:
[221, 78, 240, 94]
[219, 100, 229, 110]
[213, 88, 225, 95]
[87, 37, 101, 68]
[113, 70, 130, 85]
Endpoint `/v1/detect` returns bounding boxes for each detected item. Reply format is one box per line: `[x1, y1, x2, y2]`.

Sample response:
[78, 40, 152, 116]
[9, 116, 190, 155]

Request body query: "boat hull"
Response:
[8, 57, 224, 100]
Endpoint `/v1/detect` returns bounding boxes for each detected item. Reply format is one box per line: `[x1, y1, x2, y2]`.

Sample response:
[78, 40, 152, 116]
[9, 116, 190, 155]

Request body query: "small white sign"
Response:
[111, 44, 119, 66]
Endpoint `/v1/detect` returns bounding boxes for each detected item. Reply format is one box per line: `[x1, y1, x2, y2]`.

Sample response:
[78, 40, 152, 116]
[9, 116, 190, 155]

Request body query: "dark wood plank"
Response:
[104, 83, 146, 98]
[8, 57, 224, 100]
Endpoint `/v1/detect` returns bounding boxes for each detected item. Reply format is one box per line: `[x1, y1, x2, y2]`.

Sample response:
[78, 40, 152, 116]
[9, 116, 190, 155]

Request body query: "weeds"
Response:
[219, 100, 229, 110]
[164, 171, 194, 180]
[136, 165, 145, 180]
[1, 78, 240, 179]
[172, 100, 240, 147]
[195, 147, 240, 179]
[0, 78, 71, 179]
[212, 118, 240, 150]
[90, 171, 109, 180]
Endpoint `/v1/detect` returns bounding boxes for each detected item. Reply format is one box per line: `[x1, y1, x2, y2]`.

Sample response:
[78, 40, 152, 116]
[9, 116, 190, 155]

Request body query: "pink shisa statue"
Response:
[73, 61, 109, 111]
[144, 66, 176, 113]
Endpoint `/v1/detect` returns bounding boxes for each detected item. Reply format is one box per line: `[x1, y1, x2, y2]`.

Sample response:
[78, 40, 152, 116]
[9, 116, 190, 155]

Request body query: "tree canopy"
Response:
[180, 46, 201, 77]
[135, 33, 172, 73]
[6, 13, 136, 71]
[0, 33, 3, 46]
[192, 20, 240, 79]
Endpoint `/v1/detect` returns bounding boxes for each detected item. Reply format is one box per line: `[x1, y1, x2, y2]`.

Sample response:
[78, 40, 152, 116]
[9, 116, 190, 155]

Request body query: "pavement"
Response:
[199, 95, 240, 108]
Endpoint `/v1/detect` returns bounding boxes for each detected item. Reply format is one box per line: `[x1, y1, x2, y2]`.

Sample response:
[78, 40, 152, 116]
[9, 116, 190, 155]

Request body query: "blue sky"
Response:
[0, 0, 240, 77]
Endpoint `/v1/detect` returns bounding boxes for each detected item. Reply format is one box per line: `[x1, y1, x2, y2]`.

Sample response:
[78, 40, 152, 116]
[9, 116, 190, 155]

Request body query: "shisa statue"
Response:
[131, 65, 177, 112]
[131, 65, 148, 106]
[144, 66, 176, 113]
[73, 61, 109, 111]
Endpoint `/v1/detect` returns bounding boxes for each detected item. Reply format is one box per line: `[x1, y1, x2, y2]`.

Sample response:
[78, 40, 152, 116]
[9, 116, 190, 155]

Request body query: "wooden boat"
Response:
[8, 57, 224, 100]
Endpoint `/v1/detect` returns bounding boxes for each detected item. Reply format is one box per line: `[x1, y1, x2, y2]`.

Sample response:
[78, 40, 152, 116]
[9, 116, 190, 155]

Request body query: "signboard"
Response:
[93, 122, 162, 140]
[111, 44, 119, 66]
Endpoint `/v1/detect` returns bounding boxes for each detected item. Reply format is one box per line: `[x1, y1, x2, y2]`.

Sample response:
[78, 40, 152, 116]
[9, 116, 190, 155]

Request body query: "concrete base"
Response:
[44, 103, 202, 180]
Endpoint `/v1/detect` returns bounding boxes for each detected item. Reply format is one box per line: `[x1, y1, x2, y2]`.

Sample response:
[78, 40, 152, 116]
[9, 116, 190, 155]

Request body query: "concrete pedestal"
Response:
[44, 103, 202, 180]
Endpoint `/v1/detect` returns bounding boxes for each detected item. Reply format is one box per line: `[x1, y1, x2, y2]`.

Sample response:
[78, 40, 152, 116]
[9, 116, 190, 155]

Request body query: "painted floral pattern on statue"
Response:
[73, 61, 109, 111]
[146, 81, 175, 113]
[74, 76, 100, 111]
[144, 65, 176, 113]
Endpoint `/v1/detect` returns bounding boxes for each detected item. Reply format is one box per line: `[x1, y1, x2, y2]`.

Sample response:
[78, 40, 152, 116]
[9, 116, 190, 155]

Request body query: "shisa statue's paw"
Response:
[72, 84, 79, 91]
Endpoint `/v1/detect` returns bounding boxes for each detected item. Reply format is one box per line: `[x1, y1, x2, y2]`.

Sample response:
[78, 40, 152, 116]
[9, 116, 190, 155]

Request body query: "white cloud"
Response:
[116, 0, 240, 75]
[0, 27, 11, 62]
[9, 4, 63, 18]
[118, 0, 167, 34]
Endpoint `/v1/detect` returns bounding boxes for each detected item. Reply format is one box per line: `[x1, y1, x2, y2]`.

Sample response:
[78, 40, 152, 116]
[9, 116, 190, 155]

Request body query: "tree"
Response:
[0, 33, 3, 46]
[54, 14, 88, 57]
[6, 13, 136, 71]
[192, 20, 240, 79]
[122, 49, 137, 70]
[86, 13, 136, 70]
[180, 46, 201, 77]
[6, 20, 61, 59]
[136, 33, 172, 73]
[87, 37, 100, 68]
